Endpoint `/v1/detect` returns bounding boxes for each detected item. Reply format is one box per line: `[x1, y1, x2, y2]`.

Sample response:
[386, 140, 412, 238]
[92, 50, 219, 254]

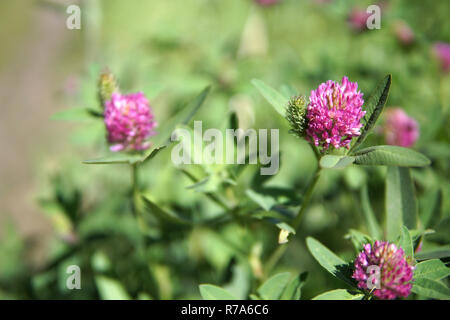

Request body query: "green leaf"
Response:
[414, 259, 450, 280]
[199, 284, 238, 300]
[142, 196, 192, 226]
[345, 229, 373, 253]
[252, 79, 289, 117]
[412, 278, 450, 300]
[143, 146, 167, 163]
[320, 155, 355, 169]
[95, 276, 131, 300]
[246, 189, 276, 211]
[420, 189, 443, 229]
[151, 86, 211, 149]
[360, 185, 382, 239]
[306, 237, 355, 287]
[312, 289, 364, 300]
[415, 245, 450, 260]
[257, 272, 292, 300]
[83, 154, 143, 165]
[385, 167, 417, 241]
[427, 218, 450, 243]
[280, 272, 308, 300]
[350, 75, 391, 152]
[353, 145, 431, 167]
[398, 226, 413, 259]
[52, 107, 99, 122]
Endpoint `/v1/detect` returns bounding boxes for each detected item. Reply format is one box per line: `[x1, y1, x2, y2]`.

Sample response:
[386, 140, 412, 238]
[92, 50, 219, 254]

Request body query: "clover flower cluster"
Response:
[104, 92, 157, 152]
[352, 241, 414, 300]
[98, 71, 157, 152]
[305, 76, 365, 151]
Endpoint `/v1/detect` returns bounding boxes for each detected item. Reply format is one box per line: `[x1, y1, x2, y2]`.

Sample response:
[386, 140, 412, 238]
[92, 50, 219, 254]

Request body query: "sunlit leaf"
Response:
[353, 145, 431, 167]
[414, 259, 450, 281]
[320, 155, 355, 169]
[95, 276, 131, 300]
[350, 74, 391, 152]
[252, 79, 289, 117]
[280, 272, 308, 300]
[312, 289, 364, 300]
[306, 237, 355, 287]
[257, 272, 292, 300]
[385, 167, 417, 241]
[199, 284, 237, 300]
[398, 226, 413, 259]
[412, 277, 450, 300]
[345, 229, 373, 253]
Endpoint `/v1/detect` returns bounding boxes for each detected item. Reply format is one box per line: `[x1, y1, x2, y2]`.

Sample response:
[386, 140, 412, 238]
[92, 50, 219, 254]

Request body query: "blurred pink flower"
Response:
[306, 76, 365, 151]
[433, 42, 450, 72]
[384, 108, 419, 147]
[104, 92, 157, 152]
[254, 0, 280, 6]
[394, 21, 415, 46]
[348, 8, 371, 32]
[353, 241, 414, 300]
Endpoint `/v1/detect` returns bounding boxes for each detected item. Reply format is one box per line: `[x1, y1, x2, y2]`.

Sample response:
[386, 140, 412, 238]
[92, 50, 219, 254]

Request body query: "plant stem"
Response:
[131, 163, 139, 216]
[131, 162, 148, 234]
[263, 146, 322, 278]
[292, 166, 322, 230]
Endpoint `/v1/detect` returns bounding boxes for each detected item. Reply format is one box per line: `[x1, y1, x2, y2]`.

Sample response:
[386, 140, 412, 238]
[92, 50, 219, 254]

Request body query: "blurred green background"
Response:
[0, 0, 449, 299]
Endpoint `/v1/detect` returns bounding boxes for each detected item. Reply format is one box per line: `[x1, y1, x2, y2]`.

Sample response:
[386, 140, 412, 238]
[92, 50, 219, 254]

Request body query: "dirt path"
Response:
[0, 2, 82, 264]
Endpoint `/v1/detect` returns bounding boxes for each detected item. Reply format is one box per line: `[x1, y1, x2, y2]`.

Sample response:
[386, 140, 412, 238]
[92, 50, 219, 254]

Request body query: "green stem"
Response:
[131, 163, 139, 216]
[292, 166, 322, 230]
[263, 146, 322, 278]
[131, 163, 147, 232]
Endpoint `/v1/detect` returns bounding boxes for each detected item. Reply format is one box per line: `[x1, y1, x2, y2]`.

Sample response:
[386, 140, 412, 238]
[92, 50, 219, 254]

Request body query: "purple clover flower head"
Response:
[384, 108, 419, 147]
[104, 92, 157, 152]
[353, 241, 414, 300]
[306, 76, 365, 151]
[433, 42, 450, 72]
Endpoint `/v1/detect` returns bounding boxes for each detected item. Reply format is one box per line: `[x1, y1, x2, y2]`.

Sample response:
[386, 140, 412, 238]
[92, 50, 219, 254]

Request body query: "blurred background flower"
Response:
[383, 108, 419, 147]
[433, 42, 450, 72]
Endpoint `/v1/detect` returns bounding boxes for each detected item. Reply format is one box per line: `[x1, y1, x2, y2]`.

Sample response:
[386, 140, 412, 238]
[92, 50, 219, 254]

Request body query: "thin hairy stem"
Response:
[263, 145, 322, 278]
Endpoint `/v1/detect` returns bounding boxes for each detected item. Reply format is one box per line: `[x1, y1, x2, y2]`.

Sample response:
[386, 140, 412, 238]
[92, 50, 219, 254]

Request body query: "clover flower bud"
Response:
[98, 70, 119, 108]
[286, 95, 308, 139]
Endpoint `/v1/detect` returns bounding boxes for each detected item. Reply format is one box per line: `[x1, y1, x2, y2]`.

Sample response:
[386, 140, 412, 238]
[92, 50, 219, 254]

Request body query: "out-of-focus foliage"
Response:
[0, 0, 449, 300]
